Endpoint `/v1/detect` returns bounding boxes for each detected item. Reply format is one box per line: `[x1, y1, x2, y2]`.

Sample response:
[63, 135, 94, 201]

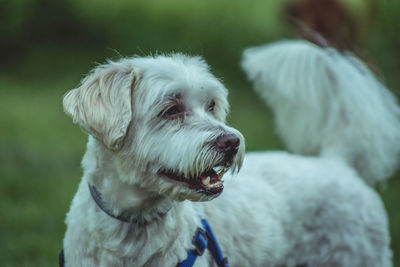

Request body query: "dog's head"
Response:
[63, 54, 245, 201]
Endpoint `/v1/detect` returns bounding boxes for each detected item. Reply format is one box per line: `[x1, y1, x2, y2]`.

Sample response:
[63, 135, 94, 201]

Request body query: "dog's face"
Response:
[63, 54, 244, 201]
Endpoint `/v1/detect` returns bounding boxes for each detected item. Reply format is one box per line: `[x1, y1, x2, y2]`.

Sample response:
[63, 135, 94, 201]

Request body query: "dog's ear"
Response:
[63, 61, 135, 150]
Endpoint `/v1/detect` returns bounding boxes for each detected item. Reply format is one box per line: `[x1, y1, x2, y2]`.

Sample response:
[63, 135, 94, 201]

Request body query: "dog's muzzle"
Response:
[158, 133, 241, 198]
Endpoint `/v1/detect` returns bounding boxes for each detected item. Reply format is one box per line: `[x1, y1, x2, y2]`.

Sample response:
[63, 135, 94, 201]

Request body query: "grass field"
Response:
[1, 0, 399, 266]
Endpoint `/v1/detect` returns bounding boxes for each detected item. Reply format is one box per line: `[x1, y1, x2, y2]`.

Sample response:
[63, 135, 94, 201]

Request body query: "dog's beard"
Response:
[120, 125, 244, 202]
[157, 148, 232, 199]
[151, 136, 243, 201]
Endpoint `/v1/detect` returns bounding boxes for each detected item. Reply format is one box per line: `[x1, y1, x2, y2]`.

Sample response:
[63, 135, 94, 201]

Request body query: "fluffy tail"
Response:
[241, 40, 400, 185]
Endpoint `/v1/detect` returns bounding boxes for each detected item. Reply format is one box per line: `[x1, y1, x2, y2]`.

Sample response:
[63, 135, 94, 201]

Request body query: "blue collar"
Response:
[178, 219, 229, 267]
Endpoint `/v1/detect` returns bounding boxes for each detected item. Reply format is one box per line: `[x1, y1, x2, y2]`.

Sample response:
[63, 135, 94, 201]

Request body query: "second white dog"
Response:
[62, 41, 400, 266]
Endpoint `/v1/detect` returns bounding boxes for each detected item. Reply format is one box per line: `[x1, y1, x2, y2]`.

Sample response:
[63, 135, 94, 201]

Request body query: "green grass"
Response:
[0, 81, 85, 266]
[1, 0, 400, 265]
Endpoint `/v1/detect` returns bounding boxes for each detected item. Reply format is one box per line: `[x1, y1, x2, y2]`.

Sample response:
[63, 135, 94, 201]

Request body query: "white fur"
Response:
[62, 50, 397, 266]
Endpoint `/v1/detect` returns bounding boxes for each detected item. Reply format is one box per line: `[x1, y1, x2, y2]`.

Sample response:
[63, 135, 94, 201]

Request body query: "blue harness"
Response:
[178, 219, 229, 267]
[59, 218, 228, 267]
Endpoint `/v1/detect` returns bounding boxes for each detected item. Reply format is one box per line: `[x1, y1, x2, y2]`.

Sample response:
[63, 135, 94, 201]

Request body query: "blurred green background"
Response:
[1, 0, 399, 266]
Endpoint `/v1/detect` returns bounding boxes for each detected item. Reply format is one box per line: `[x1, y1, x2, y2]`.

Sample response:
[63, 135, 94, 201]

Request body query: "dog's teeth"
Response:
[209, 181, 222, 188]
[202, 176, 210, 185]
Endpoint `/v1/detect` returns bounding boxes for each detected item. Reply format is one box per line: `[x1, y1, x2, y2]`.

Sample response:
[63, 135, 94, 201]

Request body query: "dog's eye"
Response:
[208, 100, 216, 113]
[163, 104, 184, 119]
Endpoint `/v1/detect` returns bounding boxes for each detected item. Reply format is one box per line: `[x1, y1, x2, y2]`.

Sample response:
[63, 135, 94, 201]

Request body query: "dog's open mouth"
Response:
[159, 166, 228, 196]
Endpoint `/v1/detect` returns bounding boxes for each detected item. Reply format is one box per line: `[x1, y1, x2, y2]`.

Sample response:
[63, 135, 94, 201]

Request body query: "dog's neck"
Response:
[83, 137, 173, 225]
[87, 183, 172, 224]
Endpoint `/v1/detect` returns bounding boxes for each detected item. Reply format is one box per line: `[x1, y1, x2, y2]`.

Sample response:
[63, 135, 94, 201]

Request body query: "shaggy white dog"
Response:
[62, 41, 400, 266]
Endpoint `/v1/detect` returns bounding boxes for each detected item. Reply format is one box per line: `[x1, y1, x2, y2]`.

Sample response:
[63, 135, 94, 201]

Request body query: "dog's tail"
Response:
[241, 40, 400, 185]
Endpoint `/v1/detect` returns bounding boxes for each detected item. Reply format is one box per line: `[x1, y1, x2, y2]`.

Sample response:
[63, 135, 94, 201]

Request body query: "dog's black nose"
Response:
[215, 134, 240, 152]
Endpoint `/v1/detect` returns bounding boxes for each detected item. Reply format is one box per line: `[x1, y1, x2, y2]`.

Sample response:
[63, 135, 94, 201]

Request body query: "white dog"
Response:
[61, 41, 400, 266]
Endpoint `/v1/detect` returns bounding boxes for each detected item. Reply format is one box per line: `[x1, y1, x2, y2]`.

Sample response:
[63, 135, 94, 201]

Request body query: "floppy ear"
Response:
[63, 61, 135, 150]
